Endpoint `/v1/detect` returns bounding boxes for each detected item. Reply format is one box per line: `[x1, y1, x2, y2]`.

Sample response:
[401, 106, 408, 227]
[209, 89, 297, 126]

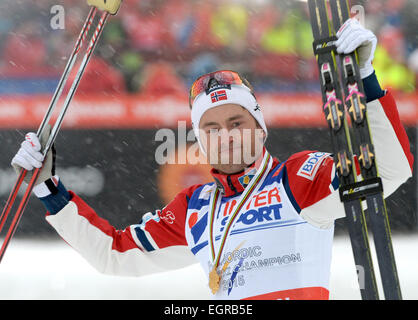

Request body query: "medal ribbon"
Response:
[208, 151, 273, 270]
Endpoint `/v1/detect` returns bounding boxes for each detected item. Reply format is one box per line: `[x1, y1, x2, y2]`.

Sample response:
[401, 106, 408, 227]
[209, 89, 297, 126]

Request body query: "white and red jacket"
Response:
[42, 90, 413, 300]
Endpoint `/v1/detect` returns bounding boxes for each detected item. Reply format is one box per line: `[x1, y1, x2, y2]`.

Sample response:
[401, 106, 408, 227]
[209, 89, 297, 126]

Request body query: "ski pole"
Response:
[0, 6, 97, 236]
[0, 0, 123, 263]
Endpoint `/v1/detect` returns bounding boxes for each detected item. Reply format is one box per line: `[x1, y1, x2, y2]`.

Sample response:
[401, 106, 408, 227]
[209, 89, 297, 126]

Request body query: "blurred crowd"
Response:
[0, 0, 417, 95]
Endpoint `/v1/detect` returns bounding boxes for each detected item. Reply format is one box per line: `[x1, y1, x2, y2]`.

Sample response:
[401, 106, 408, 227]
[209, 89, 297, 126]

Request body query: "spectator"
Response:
[2, 21, 48, 75]
[400, 0, 418, 55]
[139, 61, 186, 96]
[66, 56, 127, 95]
[210, 2, 248, 53]
[260, 7, 311, 59]
[374, 25, 415, 92]
[0, 0, 416, 94]
[116, 51, 144, 93]
[187, 0, 221, 52]
[247, 4, 278, 49]
[186, 53, 221, 87]
[161, 0, 194, 50]
[374, 45, 415, 93]
[121, 0, 171, 52]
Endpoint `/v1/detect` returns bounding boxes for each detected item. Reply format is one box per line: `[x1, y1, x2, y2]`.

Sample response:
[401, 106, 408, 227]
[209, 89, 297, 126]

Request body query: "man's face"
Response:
[199, 104, 265, 174]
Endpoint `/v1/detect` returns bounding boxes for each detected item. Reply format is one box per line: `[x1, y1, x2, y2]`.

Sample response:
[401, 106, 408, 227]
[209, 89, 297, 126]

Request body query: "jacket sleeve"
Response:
[44, 183, 202, 277]
[283, 89, 414, 229]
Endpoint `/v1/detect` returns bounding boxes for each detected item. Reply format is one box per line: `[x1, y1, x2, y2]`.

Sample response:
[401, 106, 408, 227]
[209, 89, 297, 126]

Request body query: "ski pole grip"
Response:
[87, 0, 122, 15]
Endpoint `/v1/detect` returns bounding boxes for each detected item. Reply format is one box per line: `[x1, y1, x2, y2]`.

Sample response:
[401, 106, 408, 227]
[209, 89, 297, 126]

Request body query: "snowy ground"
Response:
[0, 234, 417, 300]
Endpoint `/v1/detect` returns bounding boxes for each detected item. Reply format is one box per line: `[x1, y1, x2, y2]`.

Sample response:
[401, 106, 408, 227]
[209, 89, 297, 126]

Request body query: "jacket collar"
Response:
[209, 148, 279, 197]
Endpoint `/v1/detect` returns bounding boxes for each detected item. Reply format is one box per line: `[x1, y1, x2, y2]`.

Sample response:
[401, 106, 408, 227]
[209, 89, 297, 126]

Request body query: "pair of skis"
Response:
[0, 0, 123, 263]
[308, 0, 401, 300]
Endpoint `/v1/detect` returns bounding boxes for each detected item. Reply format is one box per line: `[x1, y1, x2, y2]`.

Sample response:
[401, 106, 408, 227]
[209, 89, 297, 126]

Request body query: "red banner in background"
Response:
[0, 93, 417, 129]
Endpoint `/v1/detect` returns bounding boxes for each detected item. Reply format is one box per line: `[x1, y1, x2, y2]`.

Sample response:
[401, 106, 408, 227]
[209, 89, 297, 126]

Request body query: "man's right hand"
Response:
[11, 125, 55, 186]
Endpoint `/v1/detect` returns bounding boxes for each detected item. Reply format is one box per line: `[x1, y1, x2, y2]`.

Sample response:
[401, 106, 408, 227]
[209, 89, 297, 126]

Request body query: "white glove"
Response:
[335, 18, 377, 79]
[11, 125, 55, 186]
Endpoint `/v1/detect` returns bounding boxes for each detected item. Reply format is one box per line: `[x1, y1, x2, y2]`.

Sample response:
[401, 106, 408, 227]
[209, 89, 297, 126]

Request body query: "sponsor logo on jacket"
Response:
[188, 186, 283, 245]
[296, 152, 330, 181]
[220, 187, 283, 231]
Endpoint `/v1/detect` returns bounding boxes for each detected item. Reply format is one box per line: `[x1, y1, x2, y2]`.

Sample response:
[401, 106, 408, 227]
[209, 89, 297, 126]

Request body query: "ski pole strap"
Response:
[339, 177, 383, 202]
[87, 0, 123, 15]
[312, 36, 338, 55]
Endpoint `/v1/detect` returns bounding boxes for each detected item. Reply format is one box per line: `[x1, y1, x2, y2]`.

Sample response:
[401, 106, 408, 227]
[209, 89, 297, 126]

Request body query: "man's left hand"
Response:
[335, 18, 377, 79]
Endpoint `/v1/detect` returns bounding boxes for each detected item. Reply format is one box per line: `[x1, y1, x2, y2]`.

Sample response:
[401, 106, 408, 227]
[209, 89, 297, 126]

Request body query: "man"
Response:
[11, 19, 413, 299]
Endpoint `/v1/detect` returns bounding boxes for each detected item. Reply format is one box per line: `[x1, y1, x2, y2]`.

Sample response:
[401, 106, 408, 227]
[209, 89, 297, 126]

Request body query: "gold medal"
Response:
[208, 241, 245, 295]
[208, 267, 221, 294]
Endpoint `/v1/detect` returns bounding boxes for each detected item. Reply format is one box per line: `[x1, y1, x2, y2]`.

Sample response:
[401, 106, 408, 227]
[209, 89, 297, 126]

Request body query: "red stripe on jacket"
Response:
[379, 90, 414, 170]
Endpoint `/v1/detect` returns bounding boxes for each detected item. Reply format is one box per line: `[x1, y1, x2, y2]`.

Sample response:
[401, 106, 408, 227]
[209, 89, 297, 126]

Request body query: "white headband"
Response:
[191, 84, 268, 154]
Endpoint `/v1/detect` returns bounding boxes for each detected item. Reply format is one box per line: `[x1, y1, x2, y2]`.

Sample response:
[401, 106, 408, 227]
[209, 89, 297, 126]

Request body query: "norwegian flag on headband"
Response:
[210, 90, 228, 103]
